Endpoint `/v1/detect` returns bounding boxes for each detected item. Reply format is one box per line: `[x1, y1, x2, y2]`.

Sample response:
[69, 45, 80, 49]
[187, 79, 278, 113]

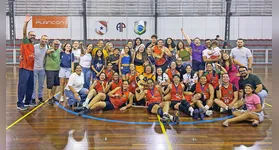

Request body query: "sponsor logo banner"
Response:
[32, 16, 68, 28]
[95, 21, 108, 35]
[116, 22, 126, 32]
[134, 21, 146, 35]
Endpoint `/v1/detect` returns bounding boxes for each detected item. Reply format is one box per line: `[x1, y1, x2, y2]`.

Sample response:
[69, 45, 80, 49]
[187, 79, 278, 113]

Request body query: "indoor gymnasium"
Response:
[6, 0, 272, 149]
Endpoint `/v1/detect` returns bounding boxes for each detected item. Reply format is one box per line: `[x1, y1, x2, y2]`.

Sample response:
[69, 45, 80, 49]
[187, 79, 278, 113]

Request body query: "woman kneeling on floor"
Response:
[223, 84, 264, 127]
[64, 65, 89, 108]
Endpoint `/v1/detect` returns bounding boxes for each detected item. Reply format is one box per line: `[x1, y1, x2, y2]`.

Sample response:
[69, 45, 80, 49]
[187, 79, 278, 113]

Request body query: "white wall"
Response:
[6, 16, 272, 40]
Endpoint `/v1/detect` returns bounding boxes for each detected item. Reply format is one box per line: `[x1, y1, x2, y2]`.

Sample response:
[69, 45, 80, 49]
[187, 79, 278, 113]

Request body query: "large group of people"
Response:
[17, 14, 268, 126]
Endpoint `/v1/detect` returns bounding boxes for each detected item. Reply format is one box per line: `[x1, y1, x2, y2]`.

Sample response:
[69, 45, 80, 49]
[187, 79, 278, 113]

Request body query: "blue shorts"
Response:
[121, 66, 130, 75]
[103, 95, 115, 111]
[192, 60, 205, 72]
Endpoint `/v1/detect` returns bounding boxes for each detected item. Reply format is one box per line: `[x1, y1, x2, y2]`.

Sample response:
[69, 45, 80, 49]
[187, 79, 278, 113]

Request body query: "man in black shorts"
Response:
[45, 40, 61, 105]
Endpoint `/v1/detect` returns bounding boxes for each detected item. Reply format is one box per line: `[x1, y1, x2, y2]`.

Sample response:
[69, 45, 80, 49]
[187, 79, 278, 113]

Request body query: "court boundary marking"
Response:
[157, 114, 173, 150]
[5, 90, 273, 129]
[55, 101, 234, 125]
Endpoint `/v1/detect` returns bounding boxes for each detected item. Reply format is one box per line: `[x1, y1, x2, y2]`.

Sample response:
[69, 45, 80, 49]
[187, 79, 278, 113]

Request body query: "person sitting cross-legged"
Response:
[223, 84, 264, 127]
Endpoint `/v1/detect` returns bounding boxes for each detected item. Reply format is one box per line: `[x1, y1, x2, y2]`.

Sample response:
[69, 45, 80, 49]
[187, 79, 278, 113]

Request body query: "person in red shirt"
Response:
[103, 63, 114, 82]
[163, 75, 191, 118]
[135, 78, 179, 124]
[79, 72, 108, 109]
[17, 14, 36, 110]
[108, 72, 123, 91]
[77, 80, 134, 115]
[203, 63, 227, 89]
[125, 64, 138, 94]
[165, 61, 180, 83]
[189, 75, 215, 116]
[214, 73, 238, 114]
[152, 39, 172, 72]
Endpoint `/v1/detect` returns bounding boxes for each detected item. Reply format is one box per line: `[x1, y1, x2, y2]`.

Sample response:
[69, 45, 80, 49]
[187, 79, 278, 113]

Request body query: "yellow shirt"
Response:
[143, 73, 155, 81]
[92, 47, 108, 58]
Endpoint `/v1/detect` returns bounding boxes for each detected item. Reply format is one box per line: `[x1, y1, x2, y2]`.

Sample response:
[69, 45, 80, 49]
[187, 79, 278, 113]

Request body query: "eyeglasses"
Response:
[239, 70, 246, 73]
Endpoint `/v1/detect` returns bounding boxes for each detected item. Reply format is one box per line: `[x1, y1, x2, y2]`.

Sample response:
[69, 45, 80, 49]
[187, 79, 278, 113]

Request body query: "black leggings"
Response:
[178, 100, 191, 116]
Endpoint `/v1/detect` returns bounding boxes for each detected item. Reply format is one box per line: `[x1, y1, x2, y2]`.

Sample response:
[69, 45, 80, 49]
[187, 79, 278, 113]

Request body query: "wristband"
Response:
[248, 68, 252, 70]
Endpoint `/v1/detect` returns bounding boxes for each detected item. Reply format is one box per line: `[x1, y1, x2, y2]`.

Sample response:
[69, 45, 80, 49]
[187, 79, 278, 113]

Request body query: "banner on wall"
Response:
[32, 16, 68, 28]
[116, 22, 126, 32]
[95, 21, 108, 35]
[134, 21, 146, 35]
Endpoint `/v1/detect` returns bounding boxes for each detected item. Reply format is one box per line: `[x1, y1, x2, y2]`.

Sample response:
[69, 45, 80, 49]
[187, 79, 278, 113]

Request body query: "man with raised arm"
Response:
[17, 14, 36, 110]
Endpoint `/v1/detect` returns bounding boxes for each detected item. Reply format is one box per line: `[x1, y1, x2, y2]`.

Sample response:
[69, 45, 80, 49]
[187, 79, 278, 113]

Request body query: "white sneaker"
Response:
[205, 110, 213, 116]
[82, 102, 88, 107]
[220, 108, 225, 113]
[60, 96, 64, 102]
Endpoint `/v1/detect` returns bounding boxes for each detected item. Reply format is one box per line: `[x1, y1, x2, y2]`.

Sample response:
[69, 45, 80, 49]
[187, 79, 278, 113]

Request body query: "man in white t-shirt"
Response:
[72, 41, 82, 69]
[64, 65, 88, 108]
[230, 38, 253, 72]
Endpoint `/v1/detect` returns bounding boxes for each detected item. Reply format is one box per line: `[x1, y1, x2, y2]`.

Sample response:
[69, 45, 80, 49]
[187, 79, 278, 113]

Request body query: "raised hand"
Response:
[180, 28, 184, 32]
[25, 14, 32, 23]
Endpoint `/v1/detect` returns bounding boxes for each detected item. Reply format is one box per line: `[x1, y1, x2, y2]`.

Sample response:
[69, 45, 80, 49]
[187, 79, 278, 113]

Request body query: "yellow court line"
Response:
[6, 93, 59, 130]
[265, 103, 272, 108]
[157, 115, 173, 150]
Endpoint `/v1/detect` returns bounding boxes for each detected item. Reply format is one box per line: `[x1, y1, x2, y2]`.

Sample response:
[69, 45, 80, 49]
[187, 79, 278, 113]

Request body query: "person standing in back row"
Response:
[180, 28, 207, 77]
[17, 14, 36, 110]
[230, 38, 253, 72]
[32, 35, 49, 105]
[45, 40, 62, 105]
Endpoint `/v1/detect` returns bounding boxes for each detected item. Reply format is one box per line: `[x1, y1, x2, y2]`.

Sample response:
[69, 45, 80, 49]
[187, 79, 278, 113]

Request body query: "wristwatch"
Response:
[248, 68, 252, 70]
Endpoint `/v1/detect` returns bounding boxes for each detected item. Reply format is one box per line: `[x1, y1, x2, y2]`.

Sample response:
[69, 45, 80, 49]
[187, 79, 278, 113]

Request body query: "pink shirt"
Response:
[245, 94, 261, 111]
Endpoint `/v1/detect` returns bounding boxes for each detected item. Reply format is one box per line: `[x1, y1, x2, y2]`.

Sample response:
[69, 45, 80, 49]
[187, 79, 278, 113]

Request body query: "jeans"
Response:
[257, 90, 268, 109]
[65, 88, 88, 106]
[17, 68, 34, 107]
[32, 69, 45, 100]
[82, 67, 91, 89]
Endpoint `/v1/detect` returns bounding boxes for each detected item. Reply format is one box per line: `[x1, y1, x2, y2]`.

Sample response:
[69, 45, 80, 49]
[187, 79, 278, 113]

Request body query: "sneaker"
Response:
[52, 97, 59, 102]
[205, 110, 213, 116]
[24, 104, 31, 107]
[78, 108, 90, 116]
[60, 96, 64, 102]
[192, 109, 199, 120]
[31, 99, 36, 104]
[74, 106, 86, 112]
[220, 108, 225, 113]
[17, 106, 28, 111]
[173, 111, 180, 124]
[160, 114, 170, 125]
[29, 102, 37, 107]
[199, 108, 205, 120]
[38, 97, 44, 103]
[47, 98, 54, 106]
[227, 109, 233, 115]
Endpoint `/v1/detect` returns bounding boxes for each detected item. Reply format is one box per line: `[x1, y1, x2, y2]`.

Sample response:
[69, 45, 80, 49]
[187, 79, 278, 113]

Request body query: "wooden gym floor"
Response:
[6, 65, 272, 150]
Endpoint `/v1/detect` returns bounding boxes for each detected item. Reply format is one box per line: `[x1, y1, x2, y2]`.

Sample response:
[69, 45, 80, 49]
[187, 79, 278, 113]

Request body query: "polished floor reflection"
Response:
[6, 65, 272, 150]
